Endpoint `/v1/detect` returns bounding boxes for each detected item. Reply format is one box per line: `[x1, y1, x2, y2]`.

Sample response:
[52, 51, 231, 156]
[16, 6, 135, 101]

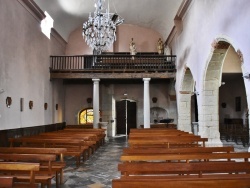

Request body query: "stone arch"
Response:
[200, 37, 247, 146]
[178, 67, 195, 132]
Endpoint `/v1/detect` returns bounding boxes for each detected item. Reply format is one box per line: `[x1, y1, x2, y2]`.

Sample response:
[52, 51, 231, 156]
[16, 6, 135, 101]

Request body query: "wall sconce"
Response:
[55, 104, 58, 110]
[243, 73, 250, 79]
[221, 102, 227, 108]
[20, 98, 24, 111]
[29, 101, 33, 109]
[44, 103, 48, 110]
[6, 97, 12, 108]
[87, 97, 92, 104]
[152, 97, 158, 103]
[194, 91, 199, 95]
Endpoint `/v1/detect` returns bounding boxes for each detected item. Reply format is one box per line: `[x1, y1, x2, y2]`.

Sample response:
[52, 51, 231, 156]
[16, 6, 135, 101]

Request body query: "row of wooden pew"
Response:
[112, 128, 250, 188]
[0, 127, 106, 188]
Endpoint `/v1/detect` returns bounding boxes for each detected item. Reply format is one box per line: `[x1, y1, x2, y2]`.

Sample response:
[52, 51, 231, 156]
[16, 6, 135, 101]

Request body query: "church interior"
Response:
[1, 0, 250, 187]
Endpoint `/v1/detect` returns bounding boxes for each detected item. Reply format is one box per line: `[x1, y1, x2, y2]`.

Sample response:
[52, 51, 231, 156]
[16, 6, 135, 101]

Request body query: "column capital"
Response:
[143, 78, 151, 82]
[92, 79, 100, 82]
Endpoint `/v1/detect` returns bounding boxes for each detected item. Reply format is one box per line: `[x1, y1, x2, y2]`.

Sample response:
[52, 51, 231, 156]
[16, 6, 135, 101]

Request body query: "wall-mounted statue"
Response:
[157, 38, 164, 54]
[129, 38, 137, 56]
[164, 45, 171, 56]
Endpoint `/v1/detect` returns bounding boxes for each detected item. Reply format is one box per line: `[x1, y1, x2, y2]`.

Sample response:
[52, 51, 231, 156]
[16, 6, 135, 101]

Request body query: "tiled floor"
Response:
[52, 136, 128, 188]
[51, 136, 249, 188]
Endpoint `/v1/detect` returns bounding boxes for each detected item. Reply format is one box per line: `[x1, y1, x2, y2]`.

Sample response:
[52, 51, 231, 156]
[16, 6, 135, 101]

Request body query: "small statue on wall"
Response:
[129, 38, 137, 56]
[164, 45, 171, 56]
[157, 38, 164, 55]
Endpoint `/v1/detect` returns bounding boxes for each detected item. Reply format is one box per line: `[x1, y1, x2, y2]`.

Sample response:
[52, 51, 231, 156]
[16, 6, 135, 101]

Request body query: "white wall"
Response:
[170, 1, 250, 121]
[173, 0, 250, 94]
[0, 1, 66, 130]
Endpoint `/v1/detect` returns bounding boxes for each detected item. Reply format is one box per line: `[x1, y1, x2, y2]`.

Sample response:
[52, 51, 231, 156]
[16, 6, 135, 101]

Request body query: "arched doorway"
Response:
[219, 46, 248, 146]
[200, 40, 248, 146]
[178, 68, 195, 132]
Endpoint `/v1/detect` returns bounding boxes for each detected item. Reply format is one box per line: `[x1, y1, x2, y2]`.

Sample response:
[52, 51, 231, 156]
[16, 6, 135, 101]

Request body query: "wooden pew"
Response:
[9, 138, 86, 167]
[51, 129, 105, 147]
[0, 147, 66, 185]
[0, 154, 56, 188]
[128, 137, 208, 147]
[118, 161, 250, 176]
[62, 128, 106, 145]
[0, 162, 40, 188]
[113, 176, 250, 188]
[0, 147, 66, 162]
[120, 152, 250, 162]
[129, 135, 205, 140]
[129, 132, 192, 137]
[113, 162, 250, 188]
[37, 133, 98, 153]
[0, 176, 15, 188]
[129, 128, 186, 133]
[123, 146, 235, 155]
[23, 134, 96, 157]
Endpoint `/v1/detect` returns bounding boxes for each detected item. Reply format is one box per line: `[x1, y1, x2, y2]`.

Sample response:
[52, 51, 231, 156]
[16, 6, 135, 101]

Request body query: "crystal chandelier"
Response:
[82, 0, 124, 53]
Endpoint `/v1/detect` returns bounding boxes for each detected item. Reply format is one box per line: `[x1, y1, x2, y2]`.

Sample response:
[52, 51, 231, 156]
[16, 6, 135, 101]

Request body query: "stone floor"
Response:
[51, 136, 249, 188]
[51, 135, 128, 188]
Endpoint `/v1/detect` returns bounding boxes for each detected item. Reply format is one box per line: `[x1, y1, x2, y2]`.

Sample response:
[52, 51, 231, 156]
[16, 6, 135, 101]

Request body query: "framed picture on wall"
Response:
[20, 98, 24, 111]
[235, 96, 241, 112]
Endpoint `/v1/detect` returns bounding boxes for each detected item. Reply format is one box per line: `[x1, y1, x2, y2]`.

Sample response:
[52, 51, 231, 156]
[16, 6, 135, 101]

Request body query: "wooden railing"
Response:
[50, 54, 176, 72]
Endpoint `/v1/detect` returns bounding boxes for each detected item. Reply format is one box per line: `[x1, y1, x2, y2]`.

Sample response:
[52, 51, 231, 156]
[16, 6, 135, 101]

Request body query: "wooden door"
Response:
[116, 100, 126, 134]
[116, 100, 137, 135]
[127, 101, 136, 135]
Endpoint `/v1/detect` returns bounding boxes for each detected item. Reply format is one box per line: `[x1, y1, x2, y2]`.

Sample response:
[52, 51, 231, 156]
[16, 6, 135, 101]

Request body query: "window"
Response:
[79, 108, 94, 124]
[41, 11, 54, 39]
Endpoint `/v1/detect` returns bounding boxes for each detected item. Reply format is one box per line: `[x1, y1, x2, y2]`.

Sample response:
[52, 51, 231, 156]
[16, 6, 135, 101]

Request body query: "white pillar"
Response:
[92, 79, 100, 128]
[143, 78, 151, 128]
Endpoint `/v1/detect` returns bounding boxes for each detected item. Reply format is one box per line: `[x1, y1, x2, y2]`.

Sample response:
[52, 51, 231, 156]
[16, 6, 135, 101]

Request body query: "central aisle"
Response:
[52, 136, 127, 188]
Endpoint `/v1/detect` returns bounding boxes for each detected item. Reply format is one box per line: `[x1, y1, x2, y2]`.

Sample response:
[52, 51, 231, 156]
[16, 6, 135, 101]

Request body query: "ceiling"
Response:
[33, 0, 183, 42]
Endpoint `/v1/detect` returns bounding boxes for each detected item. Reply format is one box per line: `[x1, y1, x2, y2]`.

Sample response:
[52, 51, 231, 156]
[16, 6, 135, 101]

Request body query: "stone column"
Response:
[92, 79, 100, 128]
[143, 78, 151, 128]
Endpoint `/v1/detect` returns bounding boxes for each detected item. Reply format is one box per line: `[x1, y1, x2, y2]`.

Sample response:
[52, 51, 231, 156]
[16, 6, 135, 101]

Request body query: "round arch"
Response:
[199, 37, 248, 146]
[178, 67, 195, 132]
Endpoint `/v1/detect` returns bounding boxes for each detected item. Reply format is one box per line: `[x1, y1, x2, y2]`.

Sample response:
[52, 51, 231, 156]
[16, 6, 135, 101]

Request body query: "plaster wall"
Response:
[0, 1, 66, 130]
[64, 83, 93, 124]
[173, 0, 250, 95]
[170, 0, 250, 142]
[115, 24, 162, 53]
[65, 24, 162, 55]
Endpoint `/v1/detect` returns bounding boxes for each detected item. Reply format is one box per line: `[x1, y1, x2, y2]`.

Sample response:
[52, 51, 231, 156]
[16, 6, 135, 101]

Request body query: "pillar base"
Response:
[205, 138, 223, 147]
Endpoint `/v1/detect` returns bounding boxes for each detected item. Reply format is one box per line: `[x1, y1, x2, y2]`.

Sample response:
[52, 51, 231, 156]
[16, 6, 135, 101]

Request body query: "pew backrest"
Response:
[123, 146, 235, 154]
[120, 152, 250, 162]
[0, 162, 39, 185]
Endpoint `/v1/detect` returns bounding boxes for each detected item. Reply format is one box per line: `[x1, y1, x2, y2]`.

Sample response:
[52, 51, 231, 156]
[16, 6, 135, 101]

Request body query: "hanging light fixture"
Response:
[82, 0, 124, 53]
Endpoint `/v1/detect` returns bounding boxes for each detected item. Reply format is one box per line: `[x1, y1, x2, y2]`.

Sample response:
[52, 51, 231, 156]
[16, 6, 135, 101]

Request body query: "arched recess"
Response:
[178, 68, 195, 132]
[200, 39, 248, 146]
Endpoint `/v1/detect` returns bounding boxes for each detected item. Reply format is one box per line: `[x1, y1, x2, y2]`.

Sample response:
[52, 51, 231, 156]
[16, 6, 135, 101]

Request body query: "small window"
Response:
[41, 11, 54, 39]
[79, 108, 94, 124]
